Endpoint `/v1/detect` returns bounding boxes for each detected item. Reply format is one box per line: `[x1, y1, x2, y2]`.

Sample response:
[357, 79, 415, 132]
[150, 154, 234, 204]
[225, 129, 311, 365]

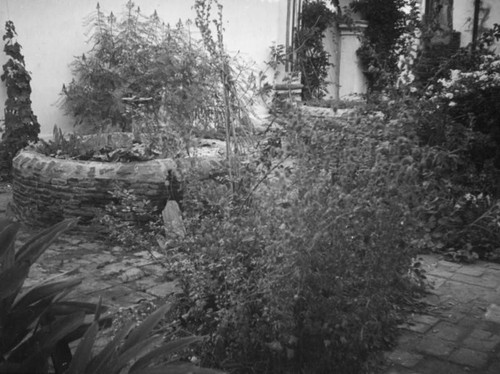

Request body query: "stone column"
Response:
[338, 21, 368, 99]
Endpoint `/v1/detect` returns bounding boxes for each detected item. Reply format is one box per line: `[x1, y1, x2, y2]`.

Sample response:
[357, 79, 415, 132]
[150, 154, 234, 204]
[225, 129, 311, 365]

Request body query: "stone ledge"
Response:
[12, 147, 223, 227]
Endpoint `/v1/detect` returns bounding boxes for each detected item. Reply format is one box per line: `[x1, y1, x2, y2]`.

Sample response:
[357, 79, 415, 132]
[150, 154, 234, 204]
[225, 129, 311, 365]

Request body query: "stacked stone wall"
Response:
[12, 150, 177, 227]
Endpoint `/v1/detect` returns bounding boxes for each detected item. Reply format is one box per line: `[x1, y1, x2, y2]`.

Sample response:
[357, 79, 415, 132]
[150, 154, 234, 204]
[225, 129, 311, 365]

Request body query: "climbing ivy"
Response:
[0, 21, 40, 178]
[295, 0, 335, 100]
[351, 0, 420, 91]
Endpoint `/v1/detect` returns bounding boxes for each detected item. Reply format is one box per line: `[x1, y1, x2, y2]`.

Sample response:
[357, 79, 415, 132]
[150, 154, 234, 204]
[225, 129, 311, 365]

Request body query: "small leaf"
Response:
[38, 311, 86, 350]
[120, 303, 170, 353]
[13, 277, 82, 310]
[66, 321, 99, 374]
[88, 320, 135, 374]
[115, 335, 163, 372]
[0, 221, 20, 270]
[130, 336, 202, 373]
[0, 261, 30, 300]
[15, 218, 78, 265]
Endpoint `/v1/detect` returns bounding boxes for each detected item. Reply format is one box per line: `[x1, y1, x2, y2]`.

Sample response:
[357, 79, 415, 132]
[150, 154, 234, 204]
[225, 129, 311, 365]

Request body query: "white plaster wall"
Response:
[338, 25, 366, 99]
[454, 0, 500, 50]
[478, 0, 500, 52]
[0, 0, 285, 137]
[454, 0, 475, 47]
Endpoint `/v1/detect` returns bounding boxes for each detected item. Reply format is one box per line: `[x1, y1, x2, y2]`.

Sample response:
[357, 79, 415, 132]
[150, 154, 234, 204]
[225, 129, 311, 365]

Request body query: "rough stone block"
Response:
[426, 267, 455, 279]
[412, 314, 440, 326]
[118, 267, 145, 283]
[429, 321, 467, 342]
[415, 357, 473, 374]
[146, 282, 181, 298]
[456, 266, 485, 277]
[451, 273, 499, 289]
[463, 329, 500, 352]
[448, 348, 488, 368]
[385, 350, 423, 368]
[415, 336, 455, 357]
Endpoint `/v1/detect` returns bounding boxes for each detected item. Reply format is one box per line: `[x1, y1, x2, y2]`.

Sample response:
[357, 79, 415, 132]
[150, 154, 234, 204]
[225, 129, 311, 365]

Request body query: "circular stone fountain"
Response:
[11, 133, 223, 227]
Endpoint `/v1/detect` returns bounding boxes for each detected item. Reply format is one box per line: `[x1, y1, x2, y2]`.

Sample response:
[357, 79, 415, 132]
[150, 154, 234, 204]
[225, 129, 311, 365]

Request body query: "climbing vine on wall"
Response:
[295, 0, 335, 100]
[351, 0, 420, 91]
[0, 21, 40, 177]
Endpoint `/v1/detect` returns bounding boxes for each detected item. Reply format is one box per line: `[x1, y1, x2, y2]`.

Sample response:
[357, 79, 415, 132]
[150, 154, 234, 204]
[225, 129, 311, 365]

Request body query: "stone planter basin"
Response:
[12, 147, 222, 228]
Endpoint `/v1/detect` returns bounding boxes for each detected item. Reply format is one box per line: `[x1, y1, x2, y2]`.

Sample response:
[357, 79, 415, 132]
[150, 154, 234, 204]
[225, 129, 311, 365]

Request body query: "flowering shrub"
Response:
[426, 25, 500, 170]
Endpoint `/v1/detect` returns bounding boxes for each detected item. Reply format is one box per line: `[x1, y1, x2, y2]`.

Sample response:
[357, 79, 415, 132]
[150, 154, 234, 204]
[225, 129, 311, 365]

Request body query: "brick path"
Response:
[382, 255, 500, 374]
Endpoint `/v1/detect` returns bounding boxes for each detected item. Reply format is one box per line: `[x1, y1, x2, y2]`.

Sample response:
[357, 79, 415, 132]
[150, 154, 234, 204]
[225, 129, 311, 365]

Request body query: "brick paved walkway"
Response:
[382, 255, 500, 374]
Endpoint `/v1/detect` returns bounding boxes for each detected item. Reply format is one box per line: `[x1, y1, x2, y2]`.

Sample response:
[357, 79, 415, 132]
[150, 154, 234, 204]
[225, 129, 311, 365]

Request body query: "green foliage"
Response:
[65, 303, 224, 374]
[36, 125, 98, 160]
[351, 0, 421, 91]
[162, 109, 425, 373]
[426, 26, 500, 171]
[0, 21, 40, 177]
[60, 0, 255, 155]
[295, 1, 334, 100]
[35, 126, 162, 162]
[375, 80, 500, 261]
[96, 186, 164, 252]
[0, 218, 110, 373]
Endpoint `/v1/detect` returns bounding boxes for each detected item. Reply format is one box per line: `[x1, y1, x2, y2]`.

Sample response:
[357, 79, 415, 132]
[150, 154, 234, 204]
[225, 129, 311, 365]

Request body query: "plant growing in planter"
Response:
[0, 21, 40, 178]
[59, 0, 255, 157]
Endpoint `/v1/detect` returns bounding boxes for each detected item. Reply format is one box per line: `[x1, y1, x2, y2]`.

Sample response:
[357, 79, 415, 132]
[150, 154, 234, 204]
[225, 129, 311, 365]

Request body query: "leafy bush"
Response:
[59, 0, 255, 149]
[295, 0, 334, 100]
[351, 0, 421, 91]
[95, 186, 164, 252]
[429, 51, 500, 170]
[376, 74, 500, 261]
[0, 21, 40, 177]
[35, 126, 163, 162]
[64, 303, 224, 374]
[0, 218, 110, 373]
[162, 109, 425, 373]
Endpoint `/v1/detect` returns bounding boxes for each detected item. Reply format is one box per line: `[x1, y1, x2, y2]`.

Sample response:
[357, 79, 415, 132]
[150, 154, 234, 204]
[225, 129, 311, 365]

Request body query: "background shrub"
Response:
[60, 0, 256, 152]
[0, 21, 40, 179]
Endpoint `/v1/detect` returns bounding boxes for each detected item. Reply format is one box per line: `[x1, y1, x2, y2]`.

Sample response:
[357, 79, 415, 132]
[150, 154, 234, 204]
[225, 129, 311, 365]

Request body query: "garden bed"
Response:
[11, 133, 223, 228]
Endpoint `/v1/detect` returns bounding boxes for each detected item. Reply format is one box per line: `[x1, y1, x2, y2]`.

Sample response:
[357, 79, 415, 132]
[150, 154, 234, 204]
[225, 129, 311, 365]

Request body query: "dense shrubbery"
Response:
[60, 0, 255, 154]
[427, 28, 500, 170]
[295, 0, 334, 100]
[96, 186, 164, 252]
[35, 126, 164, 162]
[155, 108, 427, 374]
[352, 0, 421, 91]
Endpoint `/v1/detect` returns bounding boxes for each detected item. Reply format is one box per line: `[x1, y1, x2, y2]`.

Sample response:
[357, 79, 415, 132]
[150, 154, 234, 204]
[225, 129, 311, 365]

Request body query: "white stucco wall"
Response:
[338, 23, 367, 99]
[0, 0, 286, 137]
[454, 0, 500, 50]
[453, 0, 474, 47]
